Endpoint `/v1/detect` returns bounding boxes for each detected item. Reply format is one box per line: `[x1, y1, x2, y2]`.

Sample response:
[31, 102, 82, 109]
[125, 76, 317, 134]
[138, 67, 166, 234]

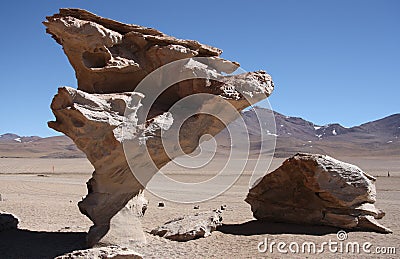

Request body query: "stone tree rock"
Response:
[150, 211, 223, 241]
[44, 9, 274, 246]
[246, 153, 392, 233]
[100, 192, 148, 246]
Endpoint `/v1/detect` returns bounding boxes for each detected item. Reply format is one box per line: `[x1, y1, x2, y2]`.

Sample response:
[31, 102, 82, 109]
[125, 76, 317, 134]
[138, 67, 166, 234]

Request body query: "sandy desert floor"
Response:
[0, 156, 399, 258]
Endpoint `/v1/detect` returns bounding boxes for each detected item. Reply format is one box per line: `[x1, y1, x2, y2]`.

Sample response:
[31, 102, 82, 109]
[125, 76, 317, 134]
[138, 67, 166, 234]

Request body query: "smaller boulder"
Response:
[150, 211, 222, 241]
[55, 245, 142, 259]
[246, 153, 392, 233]
[0, 212, 19, 232]
[158, 202, 165, 208]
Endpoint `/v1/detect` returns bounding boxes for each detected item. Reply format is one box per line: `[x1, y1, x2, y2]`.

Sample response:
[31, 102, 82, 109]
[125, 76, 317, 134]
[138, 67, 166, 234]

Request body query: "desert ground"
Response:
[0, 156, 399, 258]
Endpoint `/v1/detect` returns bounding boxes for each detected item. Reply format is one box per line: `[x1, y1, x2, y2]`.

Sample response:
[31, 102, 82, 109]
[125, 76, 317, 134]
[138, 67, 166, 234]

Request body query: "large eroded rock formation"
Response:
[44, 9, 274, 245]
[246, 153, 392, 233]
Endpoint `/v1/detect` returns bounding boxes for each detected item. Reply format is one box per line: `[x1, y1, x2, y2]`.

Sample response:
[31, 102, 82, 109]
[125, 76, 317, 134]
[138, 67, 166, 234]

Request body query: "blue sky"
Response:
[0, 0, 399, 136]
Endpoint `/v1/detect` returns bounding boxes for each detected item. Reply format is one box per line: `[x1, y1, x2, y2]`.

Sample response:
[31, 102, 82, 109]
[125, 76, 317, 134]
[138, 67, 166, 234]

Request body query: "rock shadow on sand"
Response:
[217, 220, 341, 236]
[0, 229, 87, 259]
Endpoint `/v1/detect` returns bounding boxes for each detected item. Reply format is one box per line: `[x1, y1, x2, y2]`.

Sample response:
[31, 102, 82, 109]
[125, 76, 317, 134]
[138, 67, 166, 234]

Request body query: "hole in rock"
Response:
[82, 51, 108, 68]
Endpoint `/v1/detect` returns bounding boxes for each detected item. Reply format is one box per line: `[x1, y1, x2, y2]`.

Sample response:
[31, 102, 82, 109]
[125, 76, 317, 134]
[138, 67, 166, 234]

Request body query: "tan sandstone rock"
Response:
[55, 245, 143, 259]
[150, 211, 223, 241]
[100, 192, 148, 246]
[245, 153, 392, 233]
[44, 8, 236, 94]
[44, 9, 274, 246]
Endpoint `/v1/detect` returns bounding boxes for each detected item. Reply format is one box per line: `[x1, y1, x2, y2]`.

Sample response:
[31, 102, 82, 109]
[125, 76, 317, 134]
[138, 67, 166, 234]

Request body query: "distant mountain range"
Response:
[239, 108, 400, 158]
[0, 134, 84, 158]
[1, 109, 399, 158]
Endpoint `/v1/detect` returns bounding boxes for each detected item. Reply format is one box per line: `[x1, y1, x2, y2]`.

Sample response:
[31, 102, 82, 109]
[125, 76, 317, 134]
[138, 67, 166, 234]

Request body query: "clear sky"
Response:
[0, 0, 399, 137]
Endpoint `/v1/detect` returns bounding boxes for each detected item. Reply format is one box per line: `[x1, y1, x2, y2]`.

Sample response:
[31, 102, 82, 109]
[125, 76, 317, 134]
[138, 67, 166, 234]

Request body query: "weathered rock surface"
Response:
[45, 8, 241, 94]
[150, 211, 222, 241]
[246, 153, 392, 233]
[100, 192, 148, 246]
[44, 9, 274, 246]
[0, 212, 19, 232]
[55, 245, 143, 259]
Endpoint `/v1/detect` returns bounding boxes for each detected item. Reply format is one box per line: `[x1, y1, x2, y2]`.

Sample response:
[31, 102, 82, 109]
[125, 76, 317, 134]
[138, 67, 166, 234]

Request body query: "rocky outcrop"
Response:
[55, 245, 143, 259]
[44, 9, 274, 246]
[0, 212, 19, 232]
[246, 153, 392, 233]
[150, 211, 222, 241]
[45, 8, 246, 94]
